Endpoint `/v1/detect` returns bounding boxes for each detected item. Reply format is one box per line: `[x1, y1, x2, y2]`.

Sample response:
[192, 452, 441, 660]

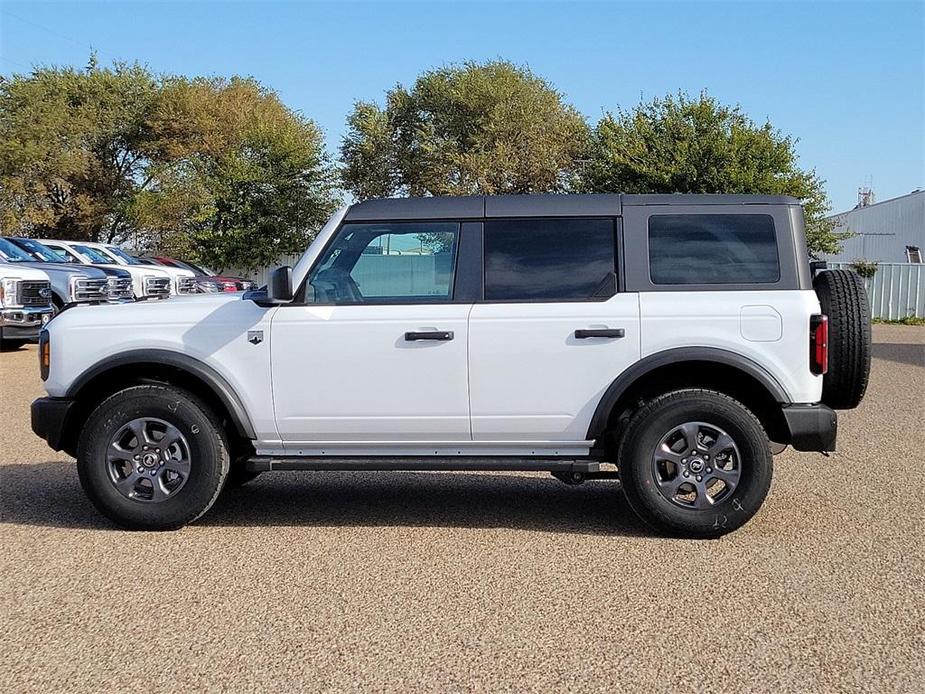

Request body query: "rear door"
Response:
[467, 217, 641, 443]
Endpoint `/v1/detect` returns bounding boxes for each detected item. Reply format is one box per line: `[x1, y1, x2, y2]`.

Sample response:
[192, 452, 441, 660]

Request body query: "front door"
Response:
[271, 220, 472, 446]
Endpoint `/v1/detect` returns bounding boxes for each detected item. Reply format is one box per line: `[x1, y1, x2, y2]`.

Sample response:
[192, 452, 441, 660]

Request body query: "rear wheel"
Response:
[77, 384, 229, 530]
[813, 269, 871, 409]
[617, 389, 772, 538]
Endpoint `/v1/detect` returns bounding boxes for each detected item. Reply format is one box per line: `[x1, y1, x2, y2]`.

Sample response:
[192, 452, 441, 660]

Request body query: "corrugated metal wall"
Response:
[825, 190, 925, 263]
[830, 262, 924, 319]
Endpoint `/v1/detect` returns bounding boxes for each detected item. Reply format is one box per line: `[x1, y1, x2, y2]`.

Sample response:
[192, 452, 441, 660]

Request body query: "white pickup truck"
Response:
[31, 194, 871, 537]
[0, 260, 53, 348]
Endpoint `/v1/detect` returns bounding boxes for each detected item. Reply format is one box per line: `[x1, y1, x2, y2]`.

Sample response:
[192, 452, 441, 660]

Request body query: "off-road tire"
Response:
[77, 384, 230, 530]
[618, 389, 773, 539]
[813, 269, 871, 409]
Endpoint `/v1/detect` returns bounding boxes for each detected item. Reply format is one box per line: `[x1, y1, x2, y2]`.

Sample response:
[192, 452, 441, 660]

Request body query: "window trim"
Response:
[480, 216, 619, 304]
[621, 204, 802, 292]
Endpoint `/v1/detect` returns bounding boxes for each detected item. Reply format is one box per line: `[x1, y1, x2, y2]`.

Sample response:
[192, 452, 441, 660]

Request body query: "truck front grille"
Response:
[144, 277, 171, 298]
[73, 277, 109, 302]
[108, 277, 134, 300]
[20, 280, 52, 307]
[177, 276, 196, 294]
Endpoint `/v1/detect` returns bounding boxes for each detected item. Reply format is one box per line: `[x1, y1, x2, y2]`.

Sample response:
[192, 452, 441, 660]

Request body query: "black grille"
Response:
[20, 280, 52, 307]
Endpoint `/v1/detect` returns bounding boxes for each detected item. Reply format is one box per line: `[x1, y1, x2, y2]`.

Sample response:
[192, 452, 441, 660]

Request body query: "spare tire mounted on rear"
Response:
[813, 269, 871, 410]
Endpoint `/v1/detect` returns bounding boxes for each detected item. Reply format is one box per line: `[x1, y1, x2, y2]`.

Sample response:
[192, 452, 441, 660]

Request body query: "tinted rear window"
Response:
[648, 214, 780, 285]
[484, 218, 615, 301]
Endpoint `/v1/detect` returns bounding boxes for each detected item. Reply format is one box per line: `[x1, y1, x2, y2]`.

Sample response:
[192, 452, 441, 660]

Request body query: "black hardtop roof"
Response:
[344, 193, 801, 221]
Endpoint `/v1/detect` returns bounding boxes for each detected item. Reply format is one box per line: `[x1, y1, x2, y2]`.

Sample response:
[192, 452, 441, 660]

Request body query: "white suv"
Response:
[31, 195, 871, 537]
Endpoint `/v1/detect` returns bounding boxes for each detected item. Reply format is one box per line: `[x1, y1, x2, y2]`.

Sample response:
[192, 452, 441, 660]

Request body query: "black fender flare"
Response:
[585, 347, 791, 441]
[67, 349, 256, 439]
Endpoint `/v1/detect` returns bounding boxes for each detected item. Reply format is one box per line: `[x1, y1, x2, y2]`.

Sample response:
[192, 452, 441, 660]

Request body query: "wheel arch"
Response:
[60, 350, 256, 456]
[588, 347, 792, 454]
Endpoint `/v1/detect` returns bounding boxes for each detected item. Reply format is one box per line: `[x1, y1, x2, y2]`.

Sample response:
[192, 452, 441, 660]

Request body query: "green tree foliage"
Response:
[341, 60, 589, 199]
[0, 61, 337, 271]
[582, 92, 846, 256]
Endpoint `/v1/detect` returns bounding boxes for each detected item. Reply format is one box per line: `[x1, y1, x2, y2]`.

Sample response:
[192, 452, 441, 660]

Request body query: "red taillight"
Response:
[810, 314, 828, 375]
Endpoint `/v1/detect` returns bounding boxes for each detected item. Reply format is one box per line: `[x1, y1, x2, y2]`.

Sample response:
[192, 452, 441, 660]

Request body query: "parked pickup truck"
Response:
[31, 194, 871, 537]
[0, 259, 52, 348]
[6, 237, 135, 304]
[39, 240, 175, 300]
[2, 237, 133, 312]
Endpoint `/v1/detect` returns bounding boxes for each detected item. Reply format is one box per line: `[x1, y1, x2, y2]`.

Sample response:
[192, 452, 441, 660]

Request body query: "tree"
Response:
[0, 61, 163, 242]
[143, 76, 338, 271]
[340, 60, 589, 199]
[0, 61, 338, 271]
[581, 92, 846, 256]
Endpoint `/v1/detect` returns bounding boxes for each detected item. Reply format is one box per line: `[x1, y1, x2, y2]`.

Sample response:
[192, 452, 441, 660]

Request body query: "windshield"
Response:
[174, 259, 210, 275]
[73, 244, 116, 264]
[8, 238, 65, 262]
[103, 245, 144, 265]
[0, 237, 36, 262]
[44, 243, 83, 263]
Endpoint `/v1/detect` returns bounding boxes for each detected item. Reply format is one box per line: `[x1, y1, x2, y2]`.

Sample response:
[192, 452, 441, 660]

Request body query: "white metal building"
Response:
[825, 189, 925, 263]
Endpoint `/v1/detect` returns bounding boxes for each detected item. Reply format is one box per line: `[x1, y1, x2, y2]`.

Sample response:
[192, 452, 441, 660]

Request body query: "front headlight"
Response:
[68, 275, 79, 302]
[0, 277, 21, 308]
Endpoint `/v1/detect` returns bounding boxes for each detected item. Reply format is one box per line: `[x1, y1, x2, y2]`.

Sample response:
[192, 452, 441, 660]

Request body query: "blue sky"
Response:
[1, 1, 922, 213]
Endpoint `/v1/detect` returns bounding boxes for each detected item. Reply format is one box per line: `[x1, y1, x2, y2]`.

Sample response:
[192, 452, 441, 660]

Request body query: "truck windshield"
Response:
[8, 238, 64, 262]
[0, 237, 36, 263]
[104, 245, 144, 265]
[73, 244, 116, 264]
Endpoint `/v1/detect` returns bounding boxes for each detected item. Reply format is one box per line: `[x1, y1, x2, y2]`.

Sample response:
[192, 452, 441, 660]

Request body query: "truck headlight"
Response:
[68, 275, 79, 302]
[0, 277, 21, 308]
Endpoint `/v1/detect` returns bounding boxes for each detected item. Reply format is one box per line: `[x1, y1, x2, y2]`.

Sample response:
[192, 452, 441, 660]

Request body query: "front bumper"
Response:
[31, 397, 78, 452]
[0, 307, 53, 341]
[782, 404, 837, 452]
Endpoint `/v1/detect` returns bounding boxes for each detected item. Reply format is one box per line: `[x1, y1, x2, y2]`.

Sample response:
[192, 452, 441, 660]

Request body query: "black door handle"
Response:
[574, 328, 625, 339]
[405, 330, 454, 341]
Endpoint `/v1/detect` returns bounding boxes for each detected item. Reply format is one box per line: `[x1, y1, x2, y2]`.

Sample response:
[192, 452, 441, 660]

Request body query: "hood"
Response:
[94, 266, 132, 278]
[22, 261, 109, 278]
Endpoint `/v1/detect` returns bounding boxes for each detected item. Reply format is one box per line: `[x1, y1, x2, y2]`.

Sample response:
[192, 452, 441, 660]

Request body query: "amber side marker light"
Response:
[39, 329, 50, 380]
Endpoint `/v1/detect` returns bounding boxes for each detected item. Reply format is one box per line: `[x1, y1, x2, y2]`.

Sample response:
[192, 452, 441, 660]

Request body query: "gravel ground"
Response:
[1, 325, 923, 693]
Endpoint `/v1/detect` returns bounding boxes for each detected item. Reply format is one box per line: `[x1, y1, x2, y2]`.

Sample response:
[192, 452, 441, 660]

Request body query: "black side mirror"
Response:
[267, 266, 293, 303]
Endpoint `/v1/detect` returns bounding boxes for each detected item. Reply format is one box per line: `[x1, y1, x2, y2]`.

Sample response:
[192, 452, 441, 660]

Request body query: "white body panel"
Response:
[639, 290, 823, 403]
[468, 295, 641, 441]
[270, 303, 472, 445]
[43, 294, 281, 444]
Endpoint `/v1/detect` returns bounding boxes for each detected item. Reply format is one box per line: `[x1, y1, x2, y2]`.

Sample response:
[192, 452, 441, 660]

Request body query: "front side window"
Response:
[483, 218, 616, 301]
[648, 214, 780, 285]
[306, 222, 460, 304]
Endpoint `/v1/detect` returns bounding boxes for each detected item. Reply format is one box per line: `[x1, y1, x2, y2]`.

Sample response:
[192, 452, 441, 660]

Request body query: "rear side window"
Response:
[648, 214, 780, 285]
[484, 218, 615, 301]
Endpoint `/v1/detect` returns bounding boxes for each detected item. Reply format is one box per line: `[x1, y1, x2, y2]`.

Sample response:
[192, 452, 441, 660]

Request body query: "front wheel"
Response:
[77, 384, 230, 530]
[617, 389, 772, 538]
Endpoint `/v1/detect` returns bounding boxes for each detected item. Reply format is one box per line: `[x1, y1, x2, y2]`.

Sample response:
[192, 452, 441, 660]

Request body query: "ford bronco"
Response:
[31, 194, 871, 537]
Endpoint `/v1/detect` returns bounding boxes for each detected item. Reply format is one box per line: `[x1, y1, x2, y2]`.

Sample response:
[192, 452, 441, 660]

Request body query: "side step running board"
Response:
[246, 456, 602, 474]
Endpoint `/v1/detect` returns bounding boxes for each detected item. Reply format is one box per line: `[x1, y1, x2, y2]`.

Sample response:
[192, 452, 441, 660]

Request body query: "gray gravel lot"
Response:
[1, 325, 923, 692]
